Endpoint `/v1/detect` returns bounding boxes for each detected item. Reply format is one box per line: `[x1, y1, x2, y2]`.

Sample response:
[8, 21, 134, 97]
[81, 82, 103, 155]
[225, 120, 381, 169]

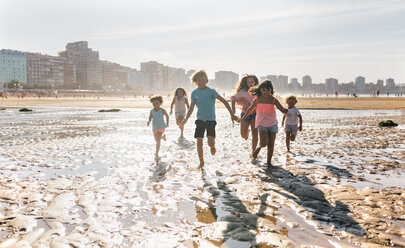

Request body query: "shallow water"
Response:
[0, 107, 404, 247]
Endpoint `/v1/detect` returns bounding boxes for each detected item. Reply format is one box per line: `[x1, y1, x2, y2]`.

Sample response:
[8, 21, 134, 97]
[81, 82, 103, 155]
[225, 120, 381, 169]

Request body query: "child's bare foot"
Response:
[210, 145, 216, 155]
[162, 134, 166, 141]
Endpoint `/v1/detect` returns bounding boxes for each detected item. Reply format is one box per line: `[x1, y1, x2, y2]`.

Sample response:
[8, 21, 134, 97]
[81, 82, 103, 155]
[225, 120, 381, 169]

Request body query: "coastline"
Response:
[1, 96, 405, 110]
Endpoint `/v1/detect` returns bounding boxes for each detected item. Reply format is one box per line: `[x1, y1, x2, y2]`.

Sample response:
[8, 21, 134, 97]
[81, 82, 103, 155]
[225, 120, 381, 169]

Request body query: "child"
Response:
[181, 70, 238, 167]
[281, 95, 303, 152]
[147, 95, 169, 158]
[170, 87, 189, 137]
[240, 80, 288, 166]
[231, 74, 259, 153]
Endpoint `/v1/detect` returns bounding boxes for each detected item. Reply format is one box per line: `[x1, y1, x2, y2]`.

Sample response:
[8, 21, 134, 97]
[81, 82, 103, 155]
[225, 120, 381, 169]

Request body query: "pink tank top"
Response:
[255, 97, 278, 128]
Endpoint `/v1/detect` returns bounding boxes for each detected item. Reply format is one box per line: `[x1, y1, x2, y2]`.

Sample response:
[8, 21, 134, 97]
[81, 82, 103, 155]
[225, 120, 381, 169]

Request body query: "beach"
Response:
[0, 103, 404, 247]
[1, 96, 405, 110]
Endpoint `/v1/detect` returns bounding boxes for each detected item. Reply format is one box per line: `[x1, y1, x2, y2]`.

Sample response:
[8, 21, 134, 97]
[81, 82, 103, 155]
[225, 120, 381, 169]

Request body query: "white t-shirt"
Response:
[285, 107, 301, 125]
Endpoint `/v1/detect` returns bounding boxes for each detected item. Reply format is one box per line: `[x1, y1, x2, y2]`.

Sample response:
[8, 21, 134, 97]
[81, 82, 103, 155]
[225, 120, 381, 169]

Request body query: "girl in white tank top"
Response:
[170, 88, 190, 137]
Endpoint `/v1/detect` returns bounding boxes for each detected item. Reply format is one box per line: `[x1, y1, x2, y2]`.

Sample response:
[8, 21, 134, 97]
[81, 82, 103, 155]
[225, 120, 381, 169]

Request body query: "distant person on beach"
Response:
[147, 95, 169, 159]
[231, 74, 259, 153]
[239, 80, 288, 166]
[170, 87, 190, 137]
[281, 95, 303, 152]
[181, 70, 238, 167]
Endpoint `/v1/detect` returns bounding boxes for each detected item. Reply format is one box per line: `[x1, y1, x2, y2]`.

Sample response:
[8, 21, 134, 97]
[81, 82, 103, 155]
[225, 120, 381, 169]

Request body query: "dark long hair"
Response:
[234, 74, 259, 93]
[248, 80, 274, 96]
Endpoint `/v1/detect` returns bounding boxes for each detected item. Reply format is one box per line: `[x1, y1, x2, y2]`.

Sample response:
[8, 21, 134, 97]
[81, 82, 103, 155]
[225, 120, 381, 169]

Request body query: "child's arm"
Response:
[298, 114, 303, 131]
[216, 95, 238, 122]
[231, 100, 236, 114]
[185, 98, 190, 110]
[163, 109, 169, 127]
[170, 97, 175, 115]
[282, 113, 286, 127]
[147, 110, 152, 126]
[240, 99, 257, 121]
[274, 98, 288, 114]
[180, 102, 195, 127]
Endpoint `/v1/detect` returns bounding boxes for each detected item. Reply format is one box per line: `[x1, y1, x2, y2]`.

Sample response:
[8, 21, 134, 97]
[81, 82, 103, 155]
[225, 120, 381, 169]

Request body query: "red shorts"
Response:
[153, 128, 165, 135]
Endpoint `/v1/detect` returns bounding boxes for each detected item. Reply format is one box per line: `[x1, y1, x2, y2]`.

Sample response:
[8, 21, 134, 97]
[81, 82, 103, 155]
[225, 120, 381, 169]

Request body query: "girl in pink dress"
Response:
[240, 80, 288, 166]
[231, 74, 259, 153]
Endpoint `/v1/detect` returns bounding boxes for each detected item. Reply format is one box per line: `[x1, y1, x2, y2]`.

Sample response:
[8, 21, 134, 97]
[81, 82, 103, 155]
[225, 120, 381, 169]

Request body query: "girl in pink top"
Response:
[230, 74, 259, 153]
[240, 80, 287, 166]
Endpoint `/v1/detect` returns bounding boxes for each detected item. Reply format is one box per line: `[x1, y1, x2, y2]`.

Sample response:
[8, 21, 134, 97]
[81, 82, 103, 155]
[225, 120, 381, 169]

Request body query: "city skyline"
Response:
[1, 0, 405, 84]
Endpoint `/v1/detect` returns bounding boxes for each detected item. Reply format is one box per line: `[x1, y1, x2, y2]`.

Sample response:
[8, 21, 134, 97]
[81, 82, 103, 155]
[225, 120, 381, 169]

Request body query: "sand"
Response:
[1, 96, 405, 109]
[0, 106, 404, 247]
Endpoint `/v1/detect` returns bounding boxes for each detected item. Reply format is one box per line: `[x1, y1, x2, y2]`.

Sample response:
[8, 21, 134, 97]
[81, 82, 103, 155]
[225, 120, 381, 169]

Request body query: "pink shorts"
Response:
[153, 128, 165, 135]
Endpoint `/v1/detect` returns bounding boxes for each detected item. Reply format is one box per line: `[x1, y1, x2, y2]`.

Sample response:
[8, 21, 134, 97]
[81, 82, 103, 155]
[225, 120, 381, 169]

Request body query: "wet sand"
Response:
[0, 107, 404, 247]
[1, 96, 405, 109]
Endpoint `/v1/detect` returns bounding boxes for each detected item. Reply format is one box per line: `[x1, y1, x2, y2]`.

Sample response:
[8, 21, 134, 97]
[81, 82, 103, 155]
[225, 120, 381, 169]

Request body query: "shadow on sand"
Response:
[150, 160, 171, 182]
[256, 158, 366, 237]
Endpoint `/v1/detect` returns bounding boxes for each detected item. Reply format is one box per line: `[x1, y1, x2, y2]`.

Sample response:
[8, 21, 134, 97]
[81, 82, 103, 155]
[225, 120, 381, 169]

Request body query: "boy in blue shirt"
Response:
[181, 70, 238, 167]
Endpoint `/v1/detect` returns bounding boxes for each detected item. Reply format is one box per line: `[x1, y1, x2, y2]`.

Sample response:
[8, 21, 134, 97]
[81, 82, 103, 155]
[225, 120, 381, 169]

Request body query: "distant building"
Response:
[128, 71, 150, 91]
[355, 76, 365, 93]
[376, 79, 384, 90]
[267, 75, 278, 88]
[325, 78, 338, 93]
[289, 78, 300, 92]
[60, 41, 102, 88]
[214, 71, 239, 93]
[386, 78, 395, 90]
[164, 66, 187, 91]
[26, 52, 70, 87]
[140, 61, 164, 90]
[277, 75, 288, 92]
[302, 75, 312, 92]
[0, 49, 27, 84]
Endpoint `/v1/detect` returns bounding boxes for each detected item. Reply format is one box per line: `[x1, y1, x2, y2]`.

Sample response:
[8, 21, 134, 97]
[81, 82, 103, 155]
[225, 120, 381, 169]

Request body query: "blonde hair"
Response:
[150, 95, 163, 103]
[285, 95, 298, 104]
[191, 70, 209, 84]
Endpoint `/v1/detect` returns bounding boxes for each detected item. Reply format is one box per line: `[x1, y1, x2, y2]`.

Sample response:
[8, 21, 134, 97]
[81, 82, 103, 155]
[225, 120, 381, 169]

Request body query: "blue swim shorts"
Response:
[258, 123, 278, 133]
[240, 112, 256, 122]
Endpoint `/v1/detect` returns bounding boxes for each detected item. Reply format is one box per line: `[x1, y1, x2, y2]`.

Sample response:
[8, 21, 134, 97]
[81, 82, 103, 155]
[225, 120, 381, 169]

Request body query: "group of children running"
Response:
[147, 70, 303, 167]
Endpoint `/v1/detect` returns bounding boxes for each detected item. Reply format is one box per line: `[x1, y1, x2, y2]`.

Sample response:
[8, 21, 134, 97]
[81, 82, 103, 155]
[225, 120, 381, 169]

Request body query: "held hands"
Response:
[299, 126, 302, 131]
[231, 114, 239, 123]
[169, 110, 173, 115]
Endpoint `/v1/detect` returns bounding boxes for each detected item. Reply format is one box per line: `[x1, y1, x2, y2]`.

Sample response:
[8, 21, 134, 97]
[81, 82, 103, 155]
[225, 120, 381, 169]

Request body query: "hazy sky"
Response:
[1, 0, 405, 84]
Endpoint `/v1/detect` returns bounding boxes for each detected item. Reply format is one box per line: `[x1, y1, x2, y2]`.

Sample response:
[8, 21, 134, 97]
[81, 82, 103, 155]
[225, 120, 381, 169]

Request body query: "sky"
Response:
[1, 0, 405, 84]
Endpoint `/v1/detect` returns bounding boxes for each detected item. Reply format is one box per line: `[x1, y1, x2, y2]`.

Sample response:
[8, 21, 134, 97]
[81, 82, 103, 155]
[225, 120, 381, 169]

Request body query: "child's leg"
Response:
[267, 132, 277, 165]
[177, 116, 185, 136]
[207, 136, 216, 155]
[240, 121, 250, 140]
[206, 121, 217, 156]
[250, 120, 258, 153]
[253, 130, 268, 159]
[154, 132, 163, 156]
[290, 132, 296, 141]
[196, 137, 204, 166]
[286, 132, 291, 151]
